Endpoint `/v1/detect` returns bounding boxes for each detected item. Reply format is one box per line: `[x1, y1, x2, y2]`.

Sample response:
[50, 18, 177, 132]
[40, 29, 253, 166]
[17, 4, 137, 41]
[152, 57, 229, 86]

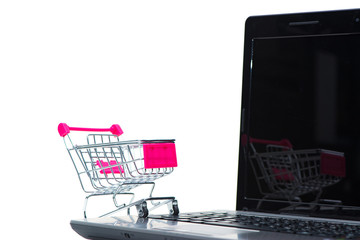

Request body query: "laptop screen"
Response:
[239, 10, 360, 219]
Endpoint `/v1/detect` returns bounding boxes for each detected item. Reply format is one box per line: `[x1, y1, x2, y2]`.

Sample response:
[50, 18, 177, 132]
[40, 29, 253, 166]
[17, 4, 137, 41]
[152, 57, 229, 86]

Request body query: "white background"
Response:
[0, 0, 358, 239]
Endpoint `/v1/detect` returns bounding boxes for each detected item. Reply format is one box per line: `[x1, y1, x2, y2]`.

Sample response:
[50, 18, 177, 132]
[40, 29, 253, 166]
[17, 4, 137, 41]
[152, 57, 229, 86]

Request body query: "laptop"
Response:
[70, 8, 360, 240]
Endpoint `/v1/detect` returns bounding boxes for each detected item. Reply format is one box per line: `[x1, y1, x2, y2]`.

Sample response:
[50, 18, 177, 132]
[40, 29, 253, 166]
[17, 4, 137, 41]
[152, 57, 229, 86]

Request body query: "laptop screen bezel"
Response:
[237, 9, 360, 215]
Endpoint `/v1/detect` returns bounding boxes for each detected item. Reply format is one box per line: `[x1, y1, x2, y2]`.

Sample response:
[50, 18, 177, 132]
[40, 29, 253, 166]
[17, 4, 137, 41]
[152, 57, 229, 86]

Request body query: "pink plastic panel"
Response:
[143, 143, 177, 169]
[96, 160, 124, 174]
[320, 152, 346, 177]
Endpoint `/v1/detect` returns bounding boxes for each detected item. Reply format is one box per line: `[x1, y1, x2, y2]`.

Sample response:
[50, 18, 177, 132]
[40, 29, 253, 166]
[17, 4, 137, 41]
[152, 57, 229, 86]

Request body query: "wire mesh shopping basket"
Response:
[247, 137, 345, 208]
[58, 123, 179, 218]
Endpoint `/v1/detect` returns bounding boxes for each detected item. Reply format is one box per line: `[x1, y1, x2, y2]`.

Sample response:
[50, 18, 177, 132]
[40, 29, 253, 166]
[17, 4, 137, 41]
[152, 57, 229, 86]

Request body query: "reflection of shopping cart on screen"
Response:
[58, 123, 179, 218]
[248, 137, 346, 208]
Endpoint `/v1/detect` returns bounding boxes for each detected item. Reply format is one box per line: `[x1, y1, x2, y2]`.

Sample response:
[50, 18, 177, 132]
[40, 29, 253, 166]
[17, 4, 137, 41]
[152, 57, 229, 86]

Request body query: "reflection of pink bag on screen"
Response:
[320, 152, 346, 177]
[272, 168, 295, 181]
[143, 143, 177, 169]
[96, 160, 124, 175]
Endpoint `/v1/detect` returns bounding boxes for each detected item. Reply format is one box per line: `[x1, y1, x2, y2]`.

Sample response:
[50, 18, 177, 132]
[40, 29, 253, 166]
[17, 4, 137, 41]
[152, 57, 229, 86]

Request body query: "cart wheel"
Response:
[137, 202, 149, 218]
[170, 200, 179, 216]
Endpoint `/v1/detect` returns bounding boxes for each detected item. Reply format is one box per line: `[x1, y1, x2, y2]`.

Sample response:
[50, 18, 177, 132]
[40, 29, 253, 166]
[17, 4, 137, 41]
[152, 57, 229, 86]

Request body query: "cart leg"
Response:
[140, 182, 161, 206]
[149, 184, 163, 206]
[113, 192, 135, 216]
[83, 195, 90, 219]
[99, 192, 136, 218]
[83, 192, 136, 219]
[83, 194, 98, 219]
[113, 192, 135, 209]
[146, 182, 171, 208]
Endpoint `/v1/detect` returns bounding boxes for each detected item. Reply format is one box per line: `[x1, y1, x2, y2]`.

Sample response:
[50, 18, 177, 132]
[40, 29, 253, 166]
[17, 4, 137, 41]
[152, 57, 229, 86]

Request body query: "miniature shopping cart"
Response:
[247, 137, 346, 209]
[58, 123, 179, 218]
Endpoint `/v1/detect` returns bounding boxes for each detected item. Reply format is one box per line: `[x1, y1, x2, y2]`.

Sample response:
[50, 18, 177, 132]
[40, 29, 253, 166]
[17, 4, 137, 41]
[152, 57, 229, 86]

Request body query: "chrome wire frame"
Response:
[63, 133, 176, 218]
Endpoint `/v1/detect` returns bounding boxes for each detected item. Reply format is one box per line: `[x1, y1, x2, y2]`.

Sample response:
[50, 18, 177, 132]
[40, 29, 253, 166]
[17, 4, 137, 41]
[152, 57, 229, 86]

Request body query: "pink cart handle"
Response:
[58, 123, 123, 137]
[249, 137, 293, 149]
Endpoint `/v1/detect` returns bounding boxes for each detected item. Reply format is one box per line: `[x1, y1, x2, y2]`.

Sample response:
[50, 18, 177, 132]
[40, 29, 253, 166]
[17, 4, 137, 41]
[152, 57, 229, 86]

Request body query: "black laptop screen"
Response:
[245, 32, 360, 213]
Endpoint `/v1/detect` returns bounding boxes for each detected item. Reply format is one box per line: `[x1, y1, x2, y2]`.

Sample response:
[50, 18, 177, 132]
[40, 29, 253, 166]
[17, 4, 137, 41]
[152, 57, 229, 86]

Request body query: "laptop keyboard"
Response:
[150, 212, 360, 239]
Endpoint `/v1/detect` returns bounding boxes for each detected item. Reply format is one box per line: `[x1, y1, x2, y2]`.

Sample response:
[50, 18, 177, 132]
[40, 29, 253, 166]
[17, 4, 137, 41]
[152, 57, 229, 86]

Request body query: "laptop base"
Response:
[70, 212, 327, 240]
